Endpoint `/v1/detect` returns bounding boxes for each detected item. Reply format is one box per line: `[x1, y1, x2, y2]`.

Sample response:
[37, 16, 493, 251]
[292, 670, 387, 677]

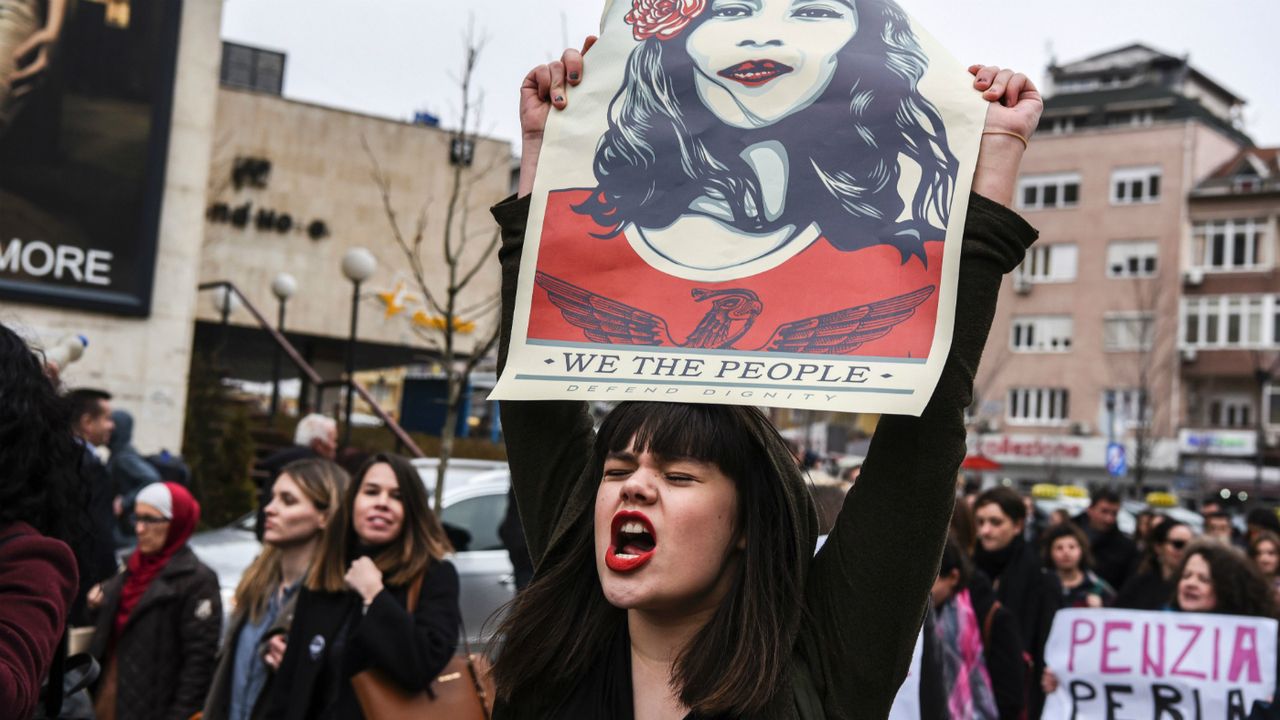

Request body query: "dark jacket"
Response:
[72, 445, 118, 625]
[264, 559, 461, 720]
[202, 590, 300, 720]
[975, 535, 1060, 718]
[967, 570, 1027, 720]
[1071, 512, 1138, 591]
[0, 522, 79, 719]
[1114, 567, 1175, 611]
[106, 411, 162, 545]
[488, 193, 1037, 719]
[89, 544, 223, 720]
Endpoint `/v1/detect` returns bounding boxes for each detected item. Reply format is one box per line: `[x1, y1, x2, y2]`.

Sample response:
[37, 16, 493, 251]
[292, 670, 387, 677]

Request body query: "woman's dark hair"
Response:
[492, 402, 809, 717]
[1137, 518, 1187, 576]
[1172, 540, 1277, 618]
[1040, 522, 1095, 572]
[307, 452, 452, 592]
[1247, 507, 1280, 536]
[1248, 530, 1280, 578]
[0, 323, 85, 541]
[949, 500, 976, 555]
[576, 0, 958, 265]
[939, 536, 971, 587]
[973, 486, 1026, 524]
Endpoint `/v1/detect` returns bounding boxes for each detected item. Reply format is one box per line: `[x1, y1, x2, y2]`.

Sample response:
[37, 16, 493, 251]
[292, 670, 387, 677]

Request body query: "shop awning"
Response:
[961, 454, 1002, 471]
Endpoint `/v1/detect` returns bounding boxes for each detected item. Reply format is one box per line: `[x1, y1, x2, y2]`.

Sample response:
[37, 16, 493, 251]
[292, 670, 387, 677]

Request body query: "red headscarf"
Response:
[113, 482, 200, 638]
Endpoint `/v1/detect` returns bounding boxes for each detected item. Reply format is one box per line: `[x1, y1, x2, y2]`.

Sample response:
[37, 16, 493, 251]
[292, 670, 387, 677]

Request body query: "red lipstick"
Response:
[606, 510, 657, 573]
[717, 59, 794, 87]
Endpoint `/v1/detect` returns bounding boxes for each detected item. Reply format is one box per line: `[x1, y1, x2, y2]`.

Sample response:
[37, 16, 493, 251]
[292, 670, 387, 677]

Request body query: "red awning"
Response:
[961, 454, 1002, 471]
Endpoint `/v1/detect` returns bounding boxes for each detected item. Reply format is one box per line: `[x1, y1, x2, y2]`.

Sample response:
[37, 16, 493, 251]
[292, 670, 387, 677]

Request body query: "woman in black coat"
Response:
[265, 453, 460, 720]
[88, 482, 222, 720]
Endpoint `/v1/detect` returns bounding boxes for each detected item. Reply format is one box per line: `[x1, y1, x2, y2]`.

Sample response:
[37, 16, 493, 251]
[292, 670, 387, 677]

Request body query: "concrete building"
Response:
[1180, 148, 1280, 499]
[195, 58, 511, 416]
[1, 0, 223, 454]
[969, 44, 1249, 492]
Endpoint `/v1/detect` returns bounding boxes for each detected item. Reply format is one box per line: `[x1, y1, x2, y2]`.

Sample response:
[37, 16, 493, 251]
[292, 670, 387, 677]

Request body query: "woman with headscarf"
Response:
[88, 481, 222, 720]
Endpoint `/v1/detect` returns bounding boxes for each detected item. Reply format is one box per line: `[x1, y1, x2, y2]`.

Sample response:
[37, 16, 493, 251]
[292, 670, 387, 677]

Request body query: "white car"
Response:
[189, 458, 515, 646]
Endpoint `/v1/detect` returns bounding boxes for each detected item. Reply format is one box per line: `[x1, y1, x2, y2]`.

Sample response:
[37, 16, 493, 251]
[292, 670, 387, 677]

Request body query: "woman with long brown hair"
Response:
[264, 452, 460, 719]
[202, 458, 349, 720]
[487, 32, 1043, 719]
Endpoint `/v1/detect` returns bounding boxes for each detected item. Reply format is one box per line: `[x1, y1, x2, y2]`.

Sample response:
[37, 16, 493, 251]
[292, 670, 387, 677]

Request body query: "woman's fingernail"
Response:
[554, 95, 564, 103]
[569, 72, 579, 81]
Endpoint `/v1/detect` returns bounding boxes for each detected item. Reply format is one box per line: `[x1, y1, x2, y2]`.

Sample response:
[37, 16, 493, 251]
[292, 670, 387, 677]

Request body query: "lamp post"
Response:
[211, 285, 240, 361]
[341, 248, 377, 447]
[269, 273, 297, 421]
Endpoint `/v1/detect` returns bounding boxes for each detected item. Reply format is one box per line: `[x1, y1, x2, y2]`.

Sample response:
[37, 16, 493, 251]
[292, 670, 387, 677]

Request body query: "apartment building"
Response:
[1180, 148, 1280, 498]
[970, 44, 1248, 492]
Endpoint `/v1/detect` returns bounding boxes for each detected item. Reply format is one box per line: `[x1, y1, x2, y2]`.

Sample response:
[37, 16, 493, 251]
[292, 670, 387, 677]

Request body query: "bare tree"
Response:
[364, 26, 505, 512]
[1106, 275, 1173, 496]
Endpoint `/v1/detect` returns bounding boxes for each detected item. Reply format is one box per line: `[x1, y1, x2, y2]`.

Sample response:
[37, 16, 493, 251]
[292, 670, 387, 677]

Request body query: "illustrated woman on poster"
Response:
[529, 0, 965, 358]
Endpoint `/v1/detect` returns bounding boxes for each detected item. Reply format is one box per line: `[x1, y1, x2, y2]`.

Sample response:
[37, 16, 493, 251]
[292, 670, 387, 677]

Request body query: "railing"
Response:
[198, 281, 425, 458]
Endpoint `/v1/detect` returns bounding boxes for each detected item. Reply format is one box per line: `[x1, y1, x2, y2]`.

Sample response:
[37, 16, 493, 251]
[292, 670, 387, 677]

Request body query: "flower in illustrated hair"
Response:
[625, 0, 707, 41]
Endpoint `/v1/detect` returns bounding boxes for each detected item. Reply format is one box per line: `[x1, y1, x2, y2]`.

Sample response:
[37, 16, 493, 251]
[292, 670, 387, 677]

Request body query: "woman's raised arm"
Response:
[492, 38, 600, 565]
[797, 66, 1042, 719]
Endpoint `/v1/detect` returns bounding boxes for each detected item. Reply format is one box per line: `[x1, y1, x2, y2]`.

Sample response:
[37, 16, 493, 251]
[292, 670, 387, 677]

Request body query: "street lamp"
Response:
[210, 285, 240, 359]
[269, 272, 297, 421]
[341, 248, 377, 446]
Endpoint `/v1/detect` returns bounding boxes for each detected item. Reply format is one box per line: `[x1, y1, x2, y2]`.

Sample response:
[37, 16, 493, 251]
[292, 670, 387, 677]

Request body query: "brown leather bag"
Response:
[350, 575, 494, 720]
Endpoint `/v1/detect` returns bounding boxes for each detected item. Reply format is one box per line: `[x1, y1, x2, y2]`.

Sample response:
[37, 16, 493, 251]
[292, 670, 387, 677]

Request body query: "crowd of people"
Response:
[916, 485, 1280, 718]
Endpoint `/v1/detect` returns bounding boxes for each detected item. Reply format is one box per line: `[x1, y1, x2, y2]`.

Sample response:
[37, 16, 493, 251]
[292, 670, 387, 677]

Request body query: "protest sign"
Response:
[492, 0, 988, 413]
[1043, 608, 1278, 720]
[888, 629, 924, 720]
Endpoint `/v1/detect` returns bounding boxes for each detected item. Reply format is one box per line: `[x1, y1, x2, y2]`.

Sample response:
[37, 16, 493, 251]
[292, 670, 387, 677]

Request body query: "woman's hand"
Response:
[87, 583, 104, 610]
[517, 36, 597, 197]
[968, 64, 1044, 208]
[262, 634, 287, 670]
[344, 557, 385, 605]
[1042, 667, 1060, 694]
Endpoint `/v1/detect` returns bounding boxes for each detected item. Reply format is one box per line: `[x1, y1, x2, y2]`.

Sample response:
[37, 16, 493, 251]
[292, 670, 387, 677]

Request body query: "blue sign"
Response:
[1107, 443, 1128, 477]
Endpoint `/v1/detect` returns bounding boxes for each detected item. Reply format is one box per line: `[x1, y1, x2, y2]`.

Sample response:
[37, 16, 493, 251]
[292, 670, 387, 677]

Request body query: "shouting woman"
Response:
[489, 17, 1043, 720]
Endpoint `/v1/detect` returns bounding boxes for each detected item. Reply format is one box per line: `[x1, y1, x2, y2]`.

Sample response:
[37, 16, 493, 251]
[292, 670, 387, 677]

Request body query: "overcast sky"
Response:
[221, 0, 1280, 150]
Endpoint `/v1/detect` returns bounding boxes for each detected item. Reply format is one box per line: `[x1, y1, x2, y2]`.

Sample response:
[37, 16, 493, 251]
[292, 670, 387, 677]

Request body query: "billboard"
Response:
[0, 0, 183, 316]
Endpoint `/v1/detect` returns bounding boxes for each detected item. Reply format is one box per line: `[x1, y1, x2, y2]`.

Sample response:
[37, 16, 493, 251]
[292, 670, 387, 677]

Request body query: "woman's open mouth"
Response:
[717, 60, 794, 88]
[606, 511, 657, 573]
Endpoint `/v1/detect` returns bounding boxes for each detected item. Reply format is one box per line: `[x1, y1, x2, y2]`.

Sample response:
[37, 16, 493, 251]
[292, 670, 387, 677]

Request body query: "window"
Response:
[220, 42, 286, 96]
[1104, 313, 1155, 351]
[439, 493, 508, 552]
[1018, 173, 1081, 210]
[1016, 243, 1078, 283]
[1267, 385, 1280, 428]
[1111, 166, 1162, 205]
[1182, 295, 1278, 349]
[1106, 240, 1158, 278]
[1010, 316, 1073, 352]
[1191, 218, 1269, 271]
[1008, 388, 1070, 425]
[1103, 388, 1151, 428]
[1207, 395, 1253, 429]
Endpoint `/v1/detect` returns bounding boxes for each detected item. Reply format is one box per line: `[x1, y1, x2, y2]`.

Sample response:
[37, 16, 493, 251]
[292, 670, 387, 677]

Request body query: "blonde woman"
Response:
[203, 458, 349, 720]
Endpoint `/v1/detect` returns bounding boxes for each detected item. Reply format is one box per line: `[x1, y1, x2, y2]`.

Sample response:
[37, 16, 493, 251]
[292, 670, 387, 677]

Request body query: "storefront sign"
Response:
[971, 434, 1179, 471]
[1179, 429, 1257, 457]
[1043, 609, 1277, 720]
[0, 0, 184, 316]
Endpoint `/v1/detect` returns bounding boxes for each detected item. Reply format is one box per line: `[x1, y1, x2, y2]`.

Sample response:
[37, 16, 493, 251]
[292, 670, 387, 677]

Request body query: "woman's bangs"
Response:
[598, 402, 756, 480]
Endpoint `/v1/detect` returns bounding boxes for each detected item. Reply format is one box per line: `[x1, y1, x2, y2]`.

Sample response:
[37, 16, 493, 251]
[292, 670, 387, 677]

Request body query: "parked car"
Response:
[188, 458, 515, 646]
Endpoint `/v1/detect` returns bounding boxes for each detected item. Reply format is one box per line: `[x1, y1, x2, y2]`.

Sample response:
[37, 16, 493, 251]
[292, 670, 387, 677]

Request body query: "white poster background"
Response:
[888, 629, 924, 720]
[1043, 609, 1278, 720]
[492, 0, 987, 414]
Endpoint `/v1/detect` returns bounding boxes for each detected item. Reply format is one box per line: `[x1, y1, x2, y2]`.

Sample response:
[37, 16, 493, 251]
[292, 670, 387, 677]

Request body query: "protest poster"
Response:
[492, 0, 988, 413]
[1043, 608, 1278, 720]
[887, 628, 924, 720]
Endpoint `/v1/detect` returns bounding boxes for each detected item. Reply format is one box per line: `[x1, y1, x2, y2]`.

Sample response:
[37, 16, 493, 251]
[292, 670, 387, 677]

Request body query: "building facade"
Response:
[1180, 148, 1280, 498]
[970, 44, 1249, 493]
